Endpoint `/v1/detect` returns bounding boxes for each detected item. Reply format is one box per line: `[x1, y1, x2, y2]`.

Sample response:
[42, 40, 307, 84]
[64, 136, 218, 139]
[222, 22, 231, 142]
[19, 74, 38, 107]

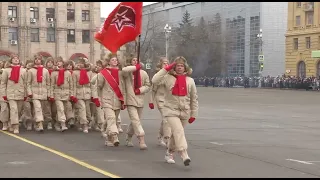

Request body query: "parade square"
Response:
[1, 87, 320, 178]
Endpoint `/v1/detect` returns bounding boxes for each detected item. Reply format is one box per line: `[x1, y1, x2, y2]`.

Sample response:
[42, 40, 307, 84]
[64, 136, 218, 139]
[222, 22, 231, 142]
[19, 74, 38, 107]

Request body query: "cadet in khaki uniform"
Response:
[22, 60, 35, 131]
[50, 57, 74, 131]
[65, 60, 76, 129]
[44, 57, 57, 130]
[149, 57, 172, 147]
[124, 57, 151, 150]
[0, 61, 9, 131]
[72, 58, 94, 133]
[97, 54, 138, 147]
[90, 60, 104, 132]
[0, 55, 28, 134]
[152, 56, 198, 166]
[26, 54, 52, 132]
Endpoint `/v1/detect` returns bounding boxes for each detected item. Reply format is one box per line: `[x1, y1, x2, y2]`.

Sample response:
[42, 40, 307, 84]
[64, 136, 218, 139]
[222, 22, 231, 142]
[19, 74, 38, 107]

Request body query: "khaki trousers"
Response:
[0, 102, 9, 123]
[167, 117, 188, 152]
[158, 108, 172, 138]
[103, 107, 120, 135]
[75, 99, 91, 125]
[32, 100, 52, 123]
[126, 106, 145, 137]
[90, 103, 103, 125]
[117, 114, 121, 126]
[21, 101, 33, 124]
[8, 100, 24, 125]
[55, 100, 74, 123]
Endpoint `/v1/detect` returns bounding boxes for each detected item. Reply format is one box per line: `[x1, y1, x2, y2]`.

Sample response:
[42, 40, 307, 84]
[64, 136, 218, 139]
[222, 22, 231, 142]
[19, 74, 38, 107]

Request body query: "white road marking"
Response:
[261, 125, 280, 128]
[210, 142, 223, 145]
[306, 161, 320, 163]
[286, 159, 314, 165]
[7, 161, 30, 165]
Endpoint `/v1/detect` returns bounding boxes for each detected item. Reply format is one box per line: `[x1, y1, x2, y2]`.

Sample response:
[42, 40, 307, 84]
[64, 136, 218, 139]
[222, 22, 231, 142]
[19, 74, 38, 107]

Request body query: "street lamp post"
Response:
[164, 24, 172, 59]
[257, 28, 263, 87]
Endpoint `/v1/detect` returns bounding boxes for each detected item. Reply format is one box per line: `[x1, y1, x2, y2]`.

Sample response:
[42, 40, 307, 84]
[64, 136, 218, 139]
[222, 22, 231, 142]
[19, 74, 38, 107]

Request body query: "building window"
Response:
[67, 29, 75, 42]
[317, 61, 320, 78]
[294, 38, 298, 50]
[8, 6, 17, 18]
[306, 37, 311, 49]
[8, 27, 18, 41]
[295, 16, 300, 26]
[297, 2, 301, 7]
[297, 61, 306, 78]
[30, 7, 39, 19]
[306, 12, 314, 25]
[31, 28, 39, 42]
[82, 10, 90, 21]
[67, 9, 75, 21]
[47, 28, 55, 42]
[82, 30, 90, 43]
[46, 8, 55, 19]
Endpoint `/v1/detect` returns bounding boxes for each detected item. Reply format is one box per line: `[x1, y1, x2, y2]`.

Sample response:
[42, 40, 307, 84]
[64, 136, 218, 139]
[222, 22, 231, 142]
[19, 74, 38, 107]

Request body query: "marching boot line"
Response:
[0, 53, 198, 166]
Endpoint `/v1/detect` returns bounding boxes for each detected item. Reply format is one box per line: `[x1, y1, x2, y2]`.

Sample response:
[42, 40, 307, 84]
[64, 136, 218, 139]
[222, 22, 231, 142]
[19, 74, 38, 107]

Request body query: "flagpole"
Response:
[135, 34, 141, 89]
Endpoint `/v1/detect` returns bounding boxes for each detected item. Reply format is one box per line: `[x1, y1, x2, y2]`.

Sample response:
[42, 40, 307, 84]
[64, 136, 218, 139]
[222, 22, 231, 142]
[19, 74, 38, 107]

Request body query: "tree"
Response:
[206, 13, 224, 77]
[173, 10, 196, 69]
[193, 16, 210, 77]
[125, 12, 165, 64]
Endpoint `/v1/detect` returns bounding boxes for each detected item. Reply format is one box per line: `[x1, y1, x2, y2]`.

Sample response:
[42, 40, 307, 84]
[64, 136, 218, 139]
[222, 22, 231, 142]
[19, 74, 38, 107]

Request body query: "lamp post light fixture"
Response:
[257, 28, 263, 87]
[164, 24, 172, 59]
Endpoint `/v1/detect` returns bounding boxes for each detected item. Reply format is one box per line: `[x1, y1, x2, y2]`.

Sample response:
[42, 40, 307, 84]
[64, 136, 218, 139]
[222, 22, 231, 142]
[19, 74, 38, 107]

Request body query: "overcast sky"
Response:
[100, 2, 157, 17]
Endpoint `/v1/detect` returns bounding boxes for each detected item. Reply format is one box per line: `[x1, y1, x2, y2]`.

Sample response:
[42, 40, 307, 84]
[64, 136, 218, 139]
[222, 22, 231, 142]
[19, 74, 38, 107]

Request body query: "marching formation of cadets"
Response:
[0, 54, 198, 166]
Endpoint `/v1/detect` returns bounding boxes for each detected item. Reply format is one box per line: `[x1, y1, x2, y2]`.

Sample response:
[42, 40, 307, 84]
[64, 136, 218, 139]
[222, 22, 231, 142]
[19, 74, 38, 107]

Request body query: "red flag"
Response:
[95, 2, 142, 53]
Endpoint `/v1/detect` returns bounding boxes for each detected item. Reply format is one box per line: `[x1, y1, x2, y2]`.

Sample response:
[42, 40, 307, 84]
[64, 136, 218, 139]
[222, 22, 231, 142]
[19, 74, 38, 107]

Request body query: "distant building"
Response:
[0, 2, 101, 63]
[143, 2, 288, 77]
[285, 2, 320, 77]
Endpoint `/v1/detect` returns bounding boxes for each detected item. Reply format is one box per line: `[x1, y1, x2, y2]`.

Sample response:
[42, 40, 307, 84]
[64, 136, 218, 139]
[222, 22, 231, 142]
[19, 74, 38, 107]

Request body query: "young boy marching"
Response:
[124, 56, 151, 150]
[0, 55, 28, 134]
[26, 54, 52, 132]
[0, 60, 9, 131]
[44, 57, 57, 130]
[90, 60, 104, 132]
[72, 57, 94, 133]
[50, 57, 74, 131]
[149, 57, 172, 147]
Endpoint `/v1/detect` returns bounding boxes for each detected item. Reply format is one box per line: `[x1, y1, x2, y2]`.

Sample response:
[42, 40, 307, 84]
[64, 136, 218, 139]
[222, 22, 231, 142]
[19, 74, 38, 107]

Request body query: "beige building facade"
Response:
[285, 2, 320, 77]
[0, 2, 101, 63]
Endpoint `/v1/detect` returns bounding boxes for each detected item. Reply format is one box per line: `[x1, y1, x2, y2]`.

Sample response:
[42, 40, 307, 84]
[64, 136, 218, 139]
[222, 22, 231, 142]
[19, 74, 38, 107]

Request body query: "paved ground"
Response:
[1, 87, 320, 178]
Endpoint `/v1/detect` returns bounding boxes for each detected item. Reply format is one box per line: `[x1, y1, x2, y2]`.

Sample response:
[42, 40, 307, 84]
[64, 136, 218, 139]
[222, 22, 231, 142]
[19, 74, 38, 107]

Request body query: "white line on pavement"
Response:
[261, 125, 280, 128]
[210, 142, 224, 145]
[286, 159, 314, 165]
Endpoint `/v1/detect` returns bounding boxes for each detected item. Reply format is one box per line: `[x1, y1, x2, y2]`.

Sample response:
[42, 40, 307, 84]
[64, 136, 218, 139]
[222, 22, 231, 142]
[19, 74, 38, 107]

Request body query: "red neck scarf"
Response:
[9, 65, 21, 83]
[79, 69, 89, 85]
[106, 68, 119, 85]
[57, 68, 65, 86]
[35, 66, 43, 83]
[172, 75, 187, 96]
[133, 70, 141, 89]
[69, 70, 73, 74]
[48, 68, 53, 76]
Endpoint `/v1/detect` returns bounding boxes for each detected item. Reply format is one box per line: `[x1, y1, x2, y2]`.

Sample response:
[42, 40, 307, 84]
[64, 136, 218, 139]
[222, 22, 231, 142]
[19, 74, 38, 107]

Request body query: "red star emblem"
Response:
[111, 5, 136, 32]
